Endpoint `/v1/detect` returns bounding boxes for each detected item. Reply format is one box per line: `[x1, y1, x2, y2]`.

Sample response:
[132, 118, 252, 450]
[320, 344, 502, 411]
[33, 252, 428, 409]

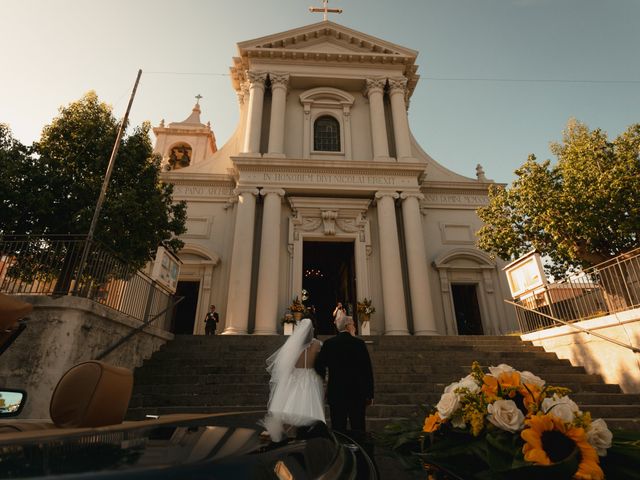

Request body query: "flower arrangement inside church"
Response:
[420, 362, 614, 479]
[288, 296, 306, 314]
[356, 298, 376, 322]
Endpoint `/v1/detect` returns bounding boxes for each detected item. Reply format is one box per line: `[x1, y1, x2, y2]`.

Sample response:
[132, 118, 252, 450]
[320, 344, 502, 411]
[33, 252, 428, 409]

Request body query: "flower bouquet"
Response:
[288, 296, 306, 321]
[356, 298, 376, 323]
[419, 362, 618, 479]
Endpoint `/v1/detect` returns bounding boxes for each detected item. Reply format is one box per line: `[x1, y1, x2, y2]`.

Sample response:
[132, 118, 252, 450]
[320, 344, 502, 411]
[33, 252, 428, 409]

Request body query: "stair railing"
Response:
[506, 299, 640, 353]
[96, 296, 184, 361]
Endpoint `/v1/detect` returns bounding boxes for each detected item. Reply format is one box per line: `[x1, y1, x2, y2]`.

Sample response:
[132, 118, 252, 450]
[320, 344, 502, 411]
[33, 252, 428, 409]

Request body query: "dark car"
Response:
[0, 409, 377, 479]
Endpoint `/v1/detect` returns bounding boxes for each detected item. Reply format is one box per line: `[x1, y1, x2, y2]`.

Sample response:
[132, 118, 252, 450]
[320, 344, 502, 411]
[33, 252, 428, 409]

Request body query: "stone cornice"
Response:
[236, 21, 418, 57]
[231, 157, 425, 191]
[153, 127, 213, 136]
[231, 157, 425, 177]
[161, 172, 234, 186]
[421, 182, 493, 210]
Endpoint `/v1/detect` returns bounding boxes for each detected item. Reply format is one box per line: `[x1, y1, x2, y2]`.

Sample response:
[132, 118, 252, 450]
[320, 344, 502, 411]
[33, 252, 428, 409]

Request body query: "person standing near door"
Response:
[332, 302, 346, 329]
[204, 305, 219, 335]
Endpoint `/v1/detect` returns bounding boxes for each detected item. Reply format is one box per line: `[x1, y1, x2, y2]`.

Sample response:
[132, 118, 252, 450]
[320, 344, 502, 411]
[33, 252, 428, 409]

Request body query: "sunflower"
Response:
[521, 414, 603, 480]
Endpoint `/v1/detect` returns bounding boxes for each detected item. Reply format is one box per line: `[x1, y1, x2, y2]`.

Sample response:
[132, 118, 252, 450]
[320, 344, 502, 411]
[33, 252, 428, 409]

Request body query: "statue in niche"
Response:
[167, 143, 192, 170]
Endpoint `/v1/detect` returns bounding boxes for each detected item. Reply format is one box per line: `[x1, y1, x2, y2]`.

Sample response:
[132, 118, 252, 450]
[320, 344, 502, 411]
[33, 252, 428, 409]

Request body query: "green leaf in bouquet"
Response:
[497, 446, 580, 480]
[600, 429, 640, 479]
[485, 431, 521, 471]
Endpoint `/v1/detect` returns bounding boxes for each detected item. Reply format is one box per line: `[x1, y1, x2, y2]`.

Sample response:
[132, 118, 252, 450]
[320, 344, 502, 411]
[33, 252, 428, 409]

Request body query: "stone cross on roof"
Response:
[195, 94, 203, 105]
[309, 0, 342, 21]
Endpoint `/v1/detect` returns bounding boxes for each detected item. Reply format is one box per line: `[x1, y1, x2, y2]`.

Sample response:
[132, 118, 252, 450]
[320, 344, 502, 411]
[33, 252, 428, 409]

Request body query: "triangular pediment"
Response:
[237, 21, 418, 59]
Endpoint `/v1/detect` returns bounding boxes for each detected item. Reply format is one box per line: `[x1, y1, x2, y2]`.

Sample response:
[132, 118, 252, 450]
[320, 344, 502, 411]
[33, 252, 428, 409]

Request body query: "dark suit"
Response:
[314, 332, 374, 433]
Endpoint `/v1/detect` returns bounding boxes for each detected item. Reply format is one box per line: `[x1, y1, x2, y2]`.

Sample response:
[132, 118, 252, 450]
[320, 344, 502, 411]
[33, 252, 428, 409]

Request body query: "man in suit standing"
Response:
[314, 315, 374, 435]
[204, 305, 219, 335]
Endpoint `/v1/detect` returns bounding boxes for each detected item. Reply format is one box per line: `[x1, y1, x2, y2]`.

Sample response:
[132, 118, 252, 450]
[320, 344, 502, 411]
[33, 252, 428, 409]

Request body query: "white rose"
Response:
[445, 375, 480, 396]
[444, 380, 460, 394]
[520, 371, 546, 388]
[587, 418, 613, 456]
[487, 399, 525, 433]
[436, 392, 461, 420]
[488, 364, 516, 377]
[457, 375, 481, 394]
[541, 394, 580, 423]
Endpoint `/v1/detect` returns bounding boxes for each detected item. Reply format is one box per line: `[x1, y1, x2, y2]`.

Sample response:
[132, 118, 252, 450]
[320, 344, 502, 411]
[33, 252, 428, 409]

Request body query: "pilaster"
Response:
[266, 73, 289, 158]
[242, 71, 267, 155]
[223, 187, 259, 334]
[388, 78, 415, 162]
[254, 188, 286, 334]
[375, 191, 409, 334]
[400, 191, 439, 335]
[364, 78, 390, 161]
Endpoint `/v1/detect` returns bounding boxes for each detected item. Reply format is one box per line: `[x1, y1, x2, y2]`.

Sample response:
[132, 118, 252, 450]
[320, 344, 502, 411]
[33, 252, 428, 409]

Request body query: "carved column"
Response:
[242, 71, 267, 154]
[266, 73, 289, 157]
[388, 78, 414, 161]
[401, 192, 439, 335]
[254, 188, 286, 334]
[223, 188, 259, 334]
[364, 78, 389, 161]
[375, 191, 409, 334]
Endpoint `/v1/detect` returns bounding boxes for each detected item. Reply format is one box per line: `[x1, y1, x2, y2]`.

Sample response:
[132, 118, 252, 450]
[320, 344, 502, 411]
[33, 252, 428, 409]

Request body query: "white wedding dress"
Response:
[261, 319, 325, 441]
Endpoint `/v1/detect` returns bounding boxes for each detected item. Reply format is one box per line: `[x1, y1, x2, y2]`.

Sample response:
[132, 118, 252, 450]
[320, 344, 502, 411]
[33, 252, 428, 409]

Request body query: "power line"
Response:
[144, 70, 640, 84]
[423, 77, 640, 84]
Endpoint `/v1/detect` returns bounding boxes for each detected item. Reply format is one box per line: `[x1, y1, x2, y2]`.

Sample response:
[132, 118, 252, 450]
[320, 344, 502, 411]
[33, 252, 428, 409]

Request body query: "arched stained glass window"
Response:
[313, 116, 341, 152]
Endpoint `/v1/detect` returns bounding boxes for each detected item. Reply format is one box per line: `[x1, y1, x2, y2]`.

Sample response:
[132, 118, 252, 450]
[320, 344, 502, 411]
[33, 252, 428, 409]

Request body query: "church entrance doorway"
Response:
[172, 281, 199, 334]
[303, 241, 356, 335]
[452, 284, 484, 335]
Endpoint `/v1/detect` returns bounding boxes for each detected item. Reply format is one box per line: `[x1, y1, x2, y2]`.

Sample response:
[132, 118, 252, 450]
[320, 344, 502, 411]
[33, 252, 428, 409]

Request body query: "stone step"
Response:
[134, 362, 582, 376]
[129, 335, 635, 435]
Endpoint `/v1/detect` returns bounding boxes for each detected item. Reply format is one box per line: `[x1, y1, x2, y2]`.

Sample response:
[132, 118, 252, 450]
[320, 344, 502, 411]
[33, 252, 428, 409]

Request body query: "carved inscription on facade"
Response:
[173, 185, 234, 198]
[256, 172, 412, 187]
[423, 193, 489, 207]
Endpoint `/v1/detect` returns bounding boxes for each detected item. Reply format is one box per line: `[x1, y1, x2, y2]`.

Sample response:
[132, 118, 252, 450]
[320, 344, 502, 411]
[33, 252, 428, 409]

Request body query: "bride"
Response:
[261, 318, 325, 442]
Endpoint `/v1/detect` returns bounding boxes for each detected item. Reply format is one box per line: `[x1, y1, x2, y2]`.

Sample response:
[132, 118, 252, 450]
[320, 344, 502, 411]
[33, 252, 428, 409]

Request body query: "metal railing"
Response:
[511, 247, 640, 334]
[0, 235, 175, 329]
[507, 300, 640, 353]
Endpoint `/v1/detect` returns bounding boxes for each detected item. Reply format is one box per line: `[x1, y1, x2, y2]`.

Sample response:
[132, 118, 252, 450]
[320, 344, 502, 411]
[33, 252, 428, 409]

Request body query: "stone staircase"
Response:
[127, 335, 640, 431]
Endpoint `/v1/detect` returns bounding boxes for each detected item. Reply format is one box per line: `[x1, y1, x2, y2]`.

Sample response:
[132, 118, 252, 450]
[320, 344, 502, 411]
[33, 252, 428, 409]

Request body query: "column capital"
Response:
[363, 77, 386, 97]
[247, 71, 268, 88]
[400, 191, 424, 201]
[269, 73, 290, 90]
[237, 80, 251, 104]
[234, 187, 260, 197]
[388, 77, 408, 96]
[260, 188, 286, 197]
[375, 190, 399, 200]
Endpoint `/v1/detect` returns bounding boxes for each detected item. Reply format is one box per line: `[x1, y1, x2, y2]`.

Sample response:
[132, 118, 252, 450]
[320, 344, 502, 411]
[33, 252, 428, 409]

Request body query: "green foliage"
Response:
[0, 92, 186, 270]
[477, 119, 640, 277]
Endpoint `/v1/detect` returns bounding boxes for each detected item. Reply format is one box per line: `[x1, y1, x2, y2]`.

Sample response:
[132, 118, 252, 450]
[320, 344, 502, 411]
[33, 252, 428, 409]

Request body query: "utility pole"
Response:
[74, 69, 143, 293]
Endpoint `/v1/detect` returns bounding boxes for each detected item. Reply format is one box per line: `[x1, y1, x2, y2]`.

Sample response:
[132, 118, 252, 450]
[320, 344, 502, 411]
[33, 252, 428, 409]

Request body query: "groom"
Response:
[314, 315, 374, 434]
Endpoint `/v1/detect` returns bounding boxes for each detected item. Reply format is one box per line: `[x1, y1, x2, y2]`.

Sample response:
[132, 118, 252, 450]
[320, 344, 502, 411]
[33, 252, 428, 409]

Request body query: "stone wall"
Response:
[521, 308, 640, 393]
[0, 295, 173, 419]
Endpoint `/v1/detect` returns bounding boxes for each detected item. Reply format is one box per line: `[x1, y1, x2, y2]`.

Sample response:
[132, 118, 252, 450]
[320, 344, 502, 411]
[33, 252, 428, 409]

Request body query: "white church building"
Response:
[153, 20, 516, 337]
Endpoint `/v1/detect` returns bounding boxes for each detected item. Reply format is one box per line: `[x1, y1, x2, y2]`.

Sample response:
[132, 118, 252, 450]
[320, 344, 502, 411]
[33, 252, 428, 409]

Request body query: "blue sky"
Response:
[2, 0, 639, 183]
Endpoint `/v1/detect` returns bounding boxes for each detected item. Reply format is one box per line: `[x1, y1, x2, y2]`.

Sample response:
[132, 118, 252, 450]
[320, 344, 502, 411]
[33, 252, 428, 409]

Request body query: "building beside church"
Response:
[153, 20, 516, 336]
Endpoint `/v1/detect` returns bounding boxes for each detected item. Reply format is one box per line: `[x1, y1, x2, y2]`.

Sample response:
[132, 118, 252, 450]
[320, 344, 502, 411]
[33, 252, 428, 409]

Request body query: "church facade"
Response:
[154, 20, 516, 336]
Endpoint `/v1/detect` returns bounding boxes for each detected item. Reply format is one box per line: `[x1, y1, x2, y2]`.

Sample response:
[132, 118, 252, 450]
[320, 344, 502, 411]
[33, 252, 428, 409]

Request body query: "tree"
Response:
[0, 124, 48, 235]
[477, 119, 640, 278]
[0, 92, 186, 271]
